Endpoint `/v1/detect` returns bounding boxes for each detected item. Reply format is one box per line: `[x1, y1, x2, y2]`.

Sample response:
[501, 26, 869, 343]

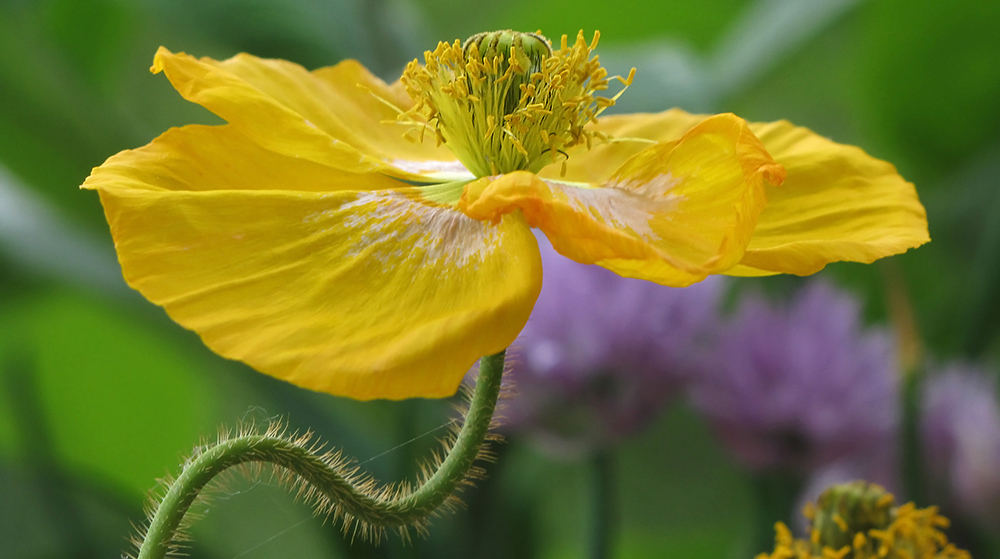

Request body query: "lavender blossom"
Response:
[688, 281, 899, 474]
[505, 235, 725, 458]
[922, 365, 1000, 528]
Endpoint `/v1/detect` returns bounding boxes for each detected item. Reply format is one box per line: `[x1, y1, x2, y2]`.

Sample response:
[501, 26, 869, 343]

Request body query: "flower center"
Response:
[400, 30, 634, 177]
[808, 480, 895, 551]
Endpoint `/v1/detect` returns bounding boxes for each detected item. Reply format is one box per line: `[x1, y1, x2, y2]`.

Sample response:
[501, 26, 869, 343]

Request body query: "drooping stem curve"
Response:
[136, 350, 507, 559]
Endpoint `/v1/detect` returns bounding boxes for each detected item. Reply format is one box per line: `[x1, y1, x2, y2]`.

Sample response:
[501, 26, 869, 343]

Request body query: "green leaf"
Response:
[0, 289, 216, 495]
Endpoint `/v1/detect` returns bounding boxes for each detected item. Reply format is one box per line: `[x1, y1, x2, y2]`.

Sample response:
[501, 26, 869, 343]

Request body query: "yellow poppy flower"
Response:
[81, 31, 928, 401]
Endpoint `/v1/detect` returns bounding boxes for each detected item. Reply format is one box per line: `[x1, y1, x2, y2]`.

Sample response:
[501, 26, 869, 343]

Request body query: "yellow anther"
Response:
[853, 532, 867, 550]
[503, 128, 529, 158]
[484, 115, 497, 139]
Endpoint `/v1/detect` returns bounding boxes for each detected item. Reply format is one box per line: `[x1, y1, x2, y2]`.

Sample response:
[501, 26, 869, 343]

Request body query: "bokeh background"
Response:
[2, 0, 999, 558]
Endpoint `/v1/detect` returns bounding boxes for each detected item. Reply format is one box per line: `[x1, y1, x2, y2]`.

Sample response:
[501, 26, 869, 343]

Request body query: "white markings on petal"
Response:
[545, 174, 683, 240]
[336, 191, 500, 268]
[389, 159, 474, 181]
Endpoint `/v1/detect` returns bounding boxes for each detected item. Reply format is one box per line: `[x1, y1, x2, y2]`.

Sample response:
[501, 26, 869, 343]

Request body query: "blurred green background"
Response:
[1, 0, 999, 558]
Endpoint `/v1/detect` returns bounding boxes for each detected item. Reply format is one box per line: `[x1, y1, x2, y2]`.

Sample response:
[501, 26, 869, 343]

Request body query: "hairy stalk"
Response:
[135, 350, 507, 559]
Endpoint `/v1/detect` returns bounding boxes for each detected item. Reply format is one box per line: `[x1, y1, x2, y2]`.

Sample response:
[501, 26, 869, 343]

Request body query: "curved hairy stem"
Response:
[136, 350, 507, 559]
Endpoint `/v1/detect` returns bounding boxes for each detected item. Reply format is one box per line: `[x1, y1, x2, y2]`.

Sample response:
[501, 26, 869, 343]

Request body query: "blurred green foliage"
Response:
[0, 287, 214, 493]
[1, 0, 999, 558]
[412, 0, 752, 49]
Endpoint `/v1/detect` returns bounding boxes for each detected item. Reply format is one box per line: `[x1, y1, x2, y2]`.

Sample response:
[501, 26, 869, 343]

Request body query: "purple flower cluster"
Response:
[922, 365, 1000, 527]
[504, 235, 724, 457]
[504, 243, 1000, 537]
[687, 282, 899, 473]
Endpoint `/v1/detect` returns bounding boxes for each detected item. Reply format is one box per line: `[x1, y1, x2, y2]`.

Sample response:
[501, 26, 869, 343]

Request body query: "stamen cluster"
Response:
[757, 481, 970, 559]
[400, 30, 633, 177]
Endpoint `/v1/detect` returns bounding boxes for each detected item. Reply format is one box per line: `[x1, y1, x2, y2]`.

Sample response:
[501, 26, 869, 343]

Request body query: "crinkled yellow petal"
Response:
[83, 126, 541, 401]
[460, 113, 785, 287]
[732, 119, 930, 275]
[152, 47, 465, 182]
[564, 109, 929, 274]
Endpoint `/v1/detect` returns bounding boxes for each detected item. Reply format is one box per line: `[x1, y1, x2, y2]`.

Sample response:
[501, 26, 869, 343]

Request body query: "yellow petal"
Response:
[566, 108, 930, 274]
[310, 61, 470, 180]
[539, 108, 706, 183]
[152, 47, 464, 182]
[460, 113, 784, 287]
[733, 119, 930, 275]
[83, 127, 542, 401]
[84, 124, 404, 194]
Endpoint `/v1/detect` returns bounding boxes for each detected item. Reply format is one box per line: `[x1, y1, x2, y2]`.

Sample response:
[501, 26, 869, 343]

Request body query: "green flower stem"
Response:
[395, 350, 505, 510]
[750, 471, 803, 555]
[589, 448, 617, 559]
[137, 349, 507, 559]
[901, 366, 927, 507]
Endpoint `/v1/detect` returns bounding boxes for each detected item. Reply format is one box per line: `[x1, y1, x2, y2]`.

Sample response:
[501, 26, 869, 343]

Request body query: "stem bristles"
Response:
[129, 350, 508, 559]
